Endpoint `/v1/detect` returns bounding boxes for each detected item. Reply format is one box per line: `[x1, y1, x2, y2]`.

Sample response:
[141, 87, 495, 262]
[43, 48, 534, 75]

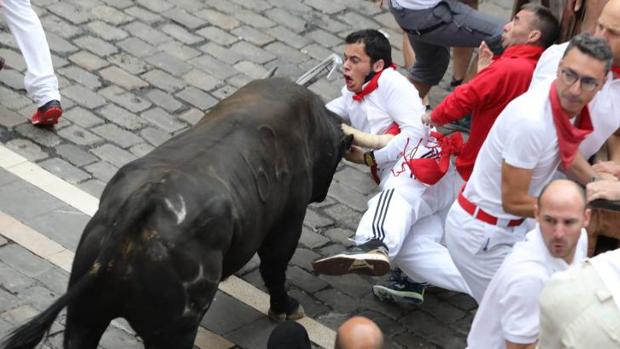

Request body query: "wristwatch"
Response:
[363, 151, 376, 167]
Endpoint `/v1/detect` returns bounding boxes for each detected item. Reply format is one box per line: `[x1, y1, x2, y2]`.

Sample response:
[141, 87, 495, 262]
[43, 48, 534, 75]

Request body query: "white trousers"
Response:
[356, 158, 470, 294]
[444, 201, 531, 303]
[2, 0, 60, 106]
[393, 209, 472, 295]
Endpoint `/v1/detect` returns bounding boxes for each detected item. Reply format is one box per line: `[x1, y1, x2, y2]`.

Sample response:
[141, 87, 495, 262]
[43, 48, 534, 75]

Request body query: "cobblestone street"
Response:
[0, 0, 516, 347]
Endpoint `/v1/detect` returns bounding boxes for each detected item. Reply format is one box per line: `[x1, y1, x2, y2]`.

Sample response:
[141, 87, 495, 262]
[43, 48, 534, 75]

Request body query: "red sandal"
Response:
[31, 100, 62, 126]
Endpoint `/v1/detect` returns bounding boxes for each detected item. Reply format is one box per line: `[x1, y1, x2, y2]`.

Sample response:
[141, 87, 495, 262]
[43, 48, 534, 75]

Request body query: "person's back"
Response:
[539, 248, 620, 348]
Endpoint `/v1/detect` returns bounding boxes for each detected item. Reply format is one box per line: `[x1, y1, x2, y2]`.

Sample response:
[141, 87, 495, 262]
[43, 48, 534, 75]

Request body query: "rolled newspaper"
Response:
[341, 124, 394, 149]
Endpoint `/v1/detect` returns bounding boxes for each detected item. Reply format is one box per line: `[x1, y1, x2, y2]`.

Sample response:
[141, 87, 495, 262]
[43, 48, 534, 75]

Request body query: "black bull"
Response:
[2, 78, 352, 349]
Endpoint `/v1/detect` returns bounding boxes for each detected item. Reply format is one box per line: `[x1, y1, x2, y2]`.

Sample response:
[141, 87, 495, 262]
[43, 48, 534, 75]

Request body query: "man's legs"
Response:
[2, 0, 62, 125]
[371, 167, 467, 302]
[401, 32, 431, 107]
[390, 0, 504, 98]
[444, 201, 527, 303]
[312, 185, 426, 276]
[451, 0, 479, 86]
[312, 155, 443, 276]
[392, 213, 472, 295]
[407, 37, 450, 99]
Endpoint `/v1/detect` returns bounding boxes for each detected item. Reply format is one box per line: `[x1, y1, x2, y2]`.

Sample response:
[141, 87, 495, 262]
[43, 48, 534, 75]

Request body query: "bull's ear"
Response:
[342, 134, 353, 151]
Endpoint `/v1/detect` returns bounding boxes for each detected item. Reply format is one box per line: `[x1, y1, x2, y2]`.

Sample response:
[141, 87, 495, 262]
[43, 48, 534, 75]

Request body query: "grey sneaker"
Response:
[372, 269, 427, 304]
[312, 239, 390, 276]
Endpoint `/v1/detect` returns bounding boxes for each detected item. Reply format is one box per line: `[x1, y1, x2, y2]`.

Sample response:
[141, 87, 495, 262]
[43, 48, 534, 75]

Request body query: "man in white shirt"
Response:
[312, 29, 471, 299]
[445, 33, 613, 303]
[529, 0, 620, 169]
[467, 179, 590, 349]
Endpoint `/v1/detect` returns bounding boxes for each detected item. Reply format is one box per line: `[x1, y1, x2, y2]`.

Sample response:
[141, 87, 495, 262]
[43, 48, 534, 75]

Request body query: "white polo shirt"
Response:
[463, 79, 560, 219]
[530, 42, 620, 159]
[326, 68, 427, 172]
[590, 249, 620, 311]
[467, 226, 588, 349]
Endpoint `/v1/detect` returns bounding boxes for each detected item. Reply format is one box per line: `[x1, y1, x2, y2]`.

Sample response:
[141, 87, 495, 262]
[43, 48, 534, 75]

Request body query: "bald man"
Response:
[467, 179, 590, 349]
[335, 316, 384, 349]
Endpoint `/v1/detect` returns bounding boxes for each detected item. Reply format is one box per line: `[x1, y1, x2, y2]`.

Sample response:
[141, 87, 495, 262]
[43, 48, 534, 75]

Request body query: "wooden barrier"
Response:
[586, 200, 620, 257]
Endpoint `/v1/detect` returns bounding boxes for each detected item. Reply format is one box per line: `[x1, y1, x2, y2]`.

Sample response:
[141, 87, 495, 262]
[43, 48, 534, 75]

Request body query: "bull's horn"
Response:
[341, 124, 394, 149]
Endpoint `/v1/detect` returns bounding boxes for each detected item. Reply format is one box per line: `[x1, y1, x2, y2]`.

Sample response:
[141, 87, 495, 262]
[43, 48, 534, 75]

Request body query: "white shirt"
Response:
[590, 249, 620, 311]
[391, 0, 440, 10]
[464, 79, 560, 219]
[326, 68, 427, 172]
[530, 42, 620, 159]
[467, 226, 588, 349]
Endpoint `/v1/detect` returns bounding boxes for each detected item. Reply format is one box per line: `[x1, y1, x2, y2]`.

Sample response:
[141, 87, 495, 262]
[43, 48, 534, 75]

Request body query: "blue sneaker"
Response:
[372, 269, 427, 304]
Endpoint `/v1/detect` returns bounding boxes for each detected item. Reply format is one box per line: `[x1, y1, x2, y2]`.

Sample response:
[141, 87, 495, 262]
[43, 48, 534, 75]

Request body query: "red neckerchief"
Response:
[611, 66, 620, 79]
[353, 64, 397, 102]
[549, 81, 593, 170]
[406, 132, 464, 185]
[501, 44, 544, 59]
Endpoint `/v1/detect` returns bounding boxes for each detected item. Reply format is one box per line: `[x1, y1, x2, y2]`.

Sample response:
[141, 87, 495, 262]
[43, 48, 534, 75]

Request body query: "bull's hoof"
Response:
[268, 304, 305, 322]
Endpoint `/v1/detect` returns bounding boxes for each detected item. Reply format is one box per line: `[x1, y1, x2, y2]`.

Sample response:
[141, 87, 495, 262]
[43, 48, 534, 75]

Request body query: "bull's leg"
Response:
[63, 316, 109, 349]
[258, 212, 306, 321]
[63, 229, 113, 349]
[142, 325, 198, 349]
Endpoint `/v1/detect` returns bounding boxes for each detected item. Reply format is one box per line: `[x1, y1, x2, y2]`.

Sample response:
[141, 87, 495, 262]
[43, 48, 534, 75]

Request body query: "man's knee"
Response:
[409, 47, 450, 85]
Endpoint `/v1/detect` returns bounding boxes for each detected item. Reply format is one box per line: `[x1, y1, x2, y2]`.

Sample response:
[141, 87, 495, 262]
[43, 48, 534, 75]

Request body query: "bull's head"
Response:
[309, 104, 353, 203]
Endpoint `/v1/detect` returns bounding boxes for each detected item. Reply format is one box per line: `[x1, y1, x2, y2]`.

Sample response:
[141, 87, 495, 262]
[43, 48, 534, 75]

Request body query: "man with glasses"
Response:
[444, 33, 613, 303]
[530, 0, 620, 178]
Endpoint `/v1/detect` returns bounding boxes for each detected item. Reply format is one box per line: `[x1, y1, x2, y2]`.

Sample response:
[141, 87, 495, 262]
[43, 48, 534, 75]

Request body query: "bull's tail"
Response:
[0, 271, 97, 349]
[1, 183, 160, 349]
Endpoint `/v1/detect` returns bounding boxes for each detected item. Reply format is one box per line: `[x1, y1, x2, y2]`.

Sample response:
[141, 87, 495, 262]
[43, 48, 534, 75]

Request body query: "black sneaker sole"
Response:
[312, 253, 390, 276]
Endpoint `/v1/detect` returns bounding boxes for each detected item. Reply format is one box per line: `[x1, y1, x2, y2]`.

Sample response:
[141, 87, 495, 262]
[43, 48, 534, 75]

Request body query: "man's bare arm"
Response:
[565, 152, 603, 184]
[587, 180, 620, 202]
[345, 145, 365, 164]
[477, 41, 493, 72]
[506, 341, 536, 349]
[501, 161, 536, 218]
[566, 152, 617, 183]
[592, 161, 620, 178]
